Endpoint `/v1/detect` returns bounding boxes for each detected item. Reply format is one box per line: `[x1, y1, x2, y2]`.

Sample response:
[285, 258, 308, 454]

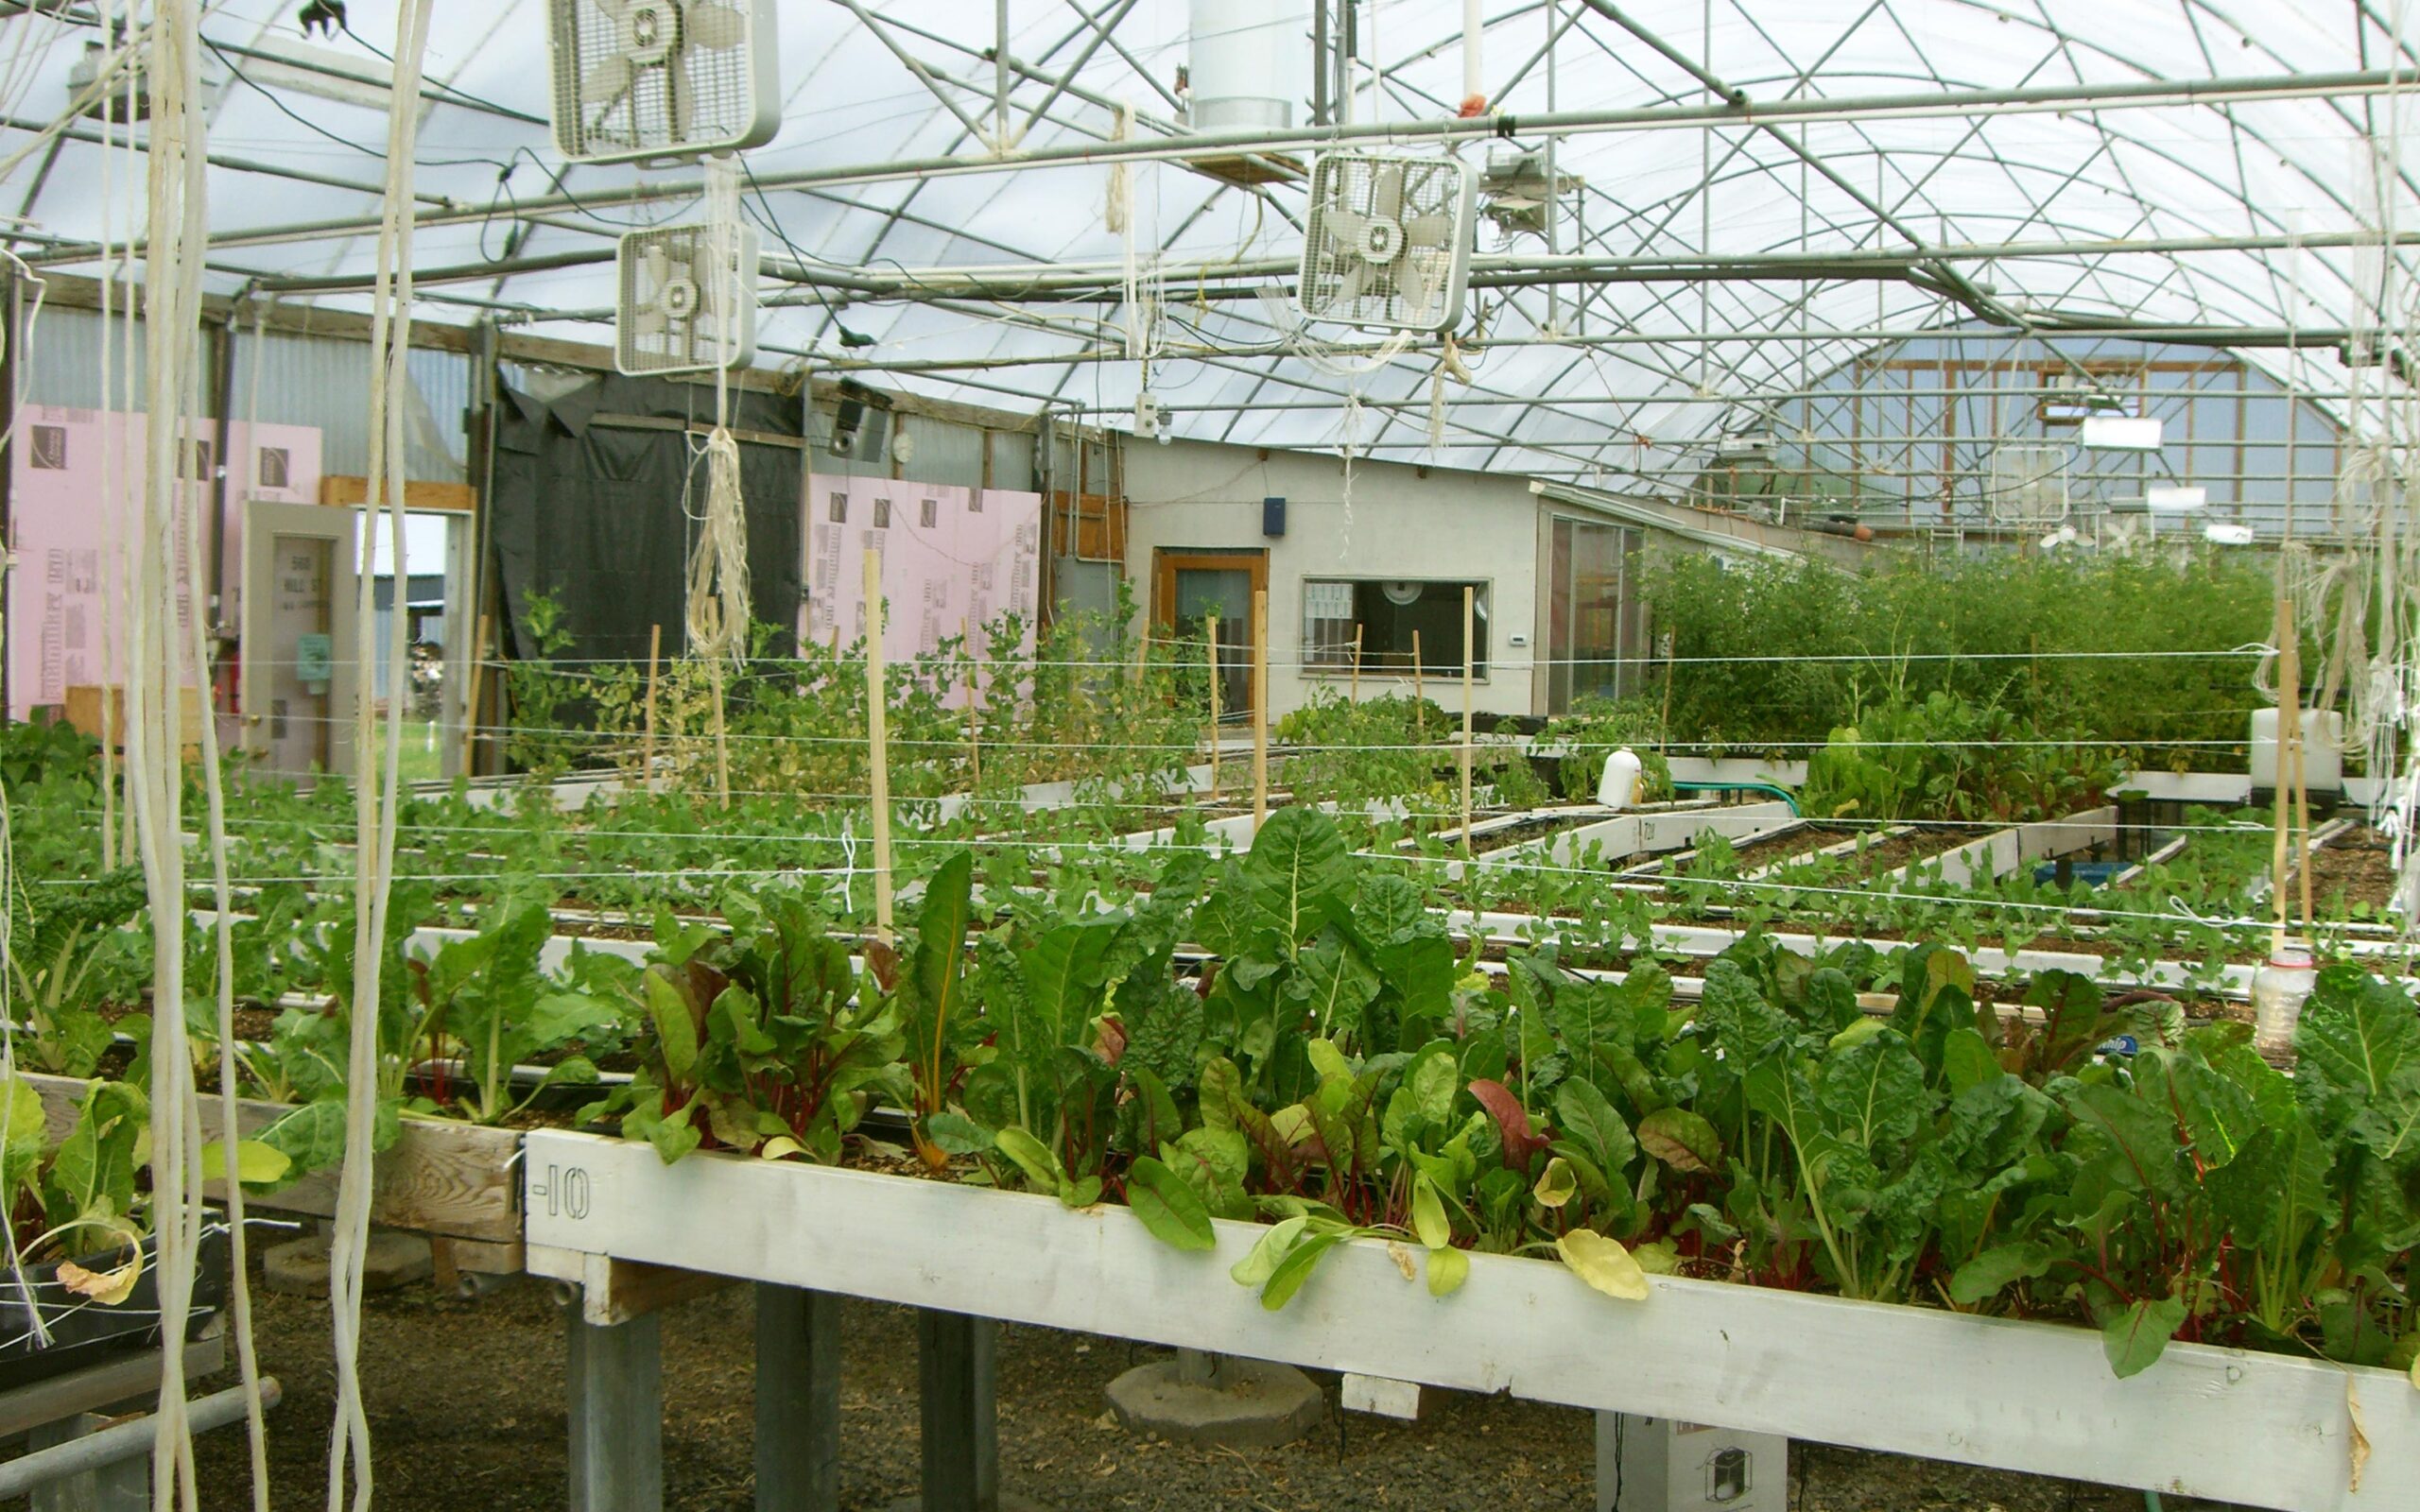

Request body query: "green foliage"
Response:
[1800, 691, 2118, 824]
[1643, 550, 2284, 767]
[1535, 696, 1673, 803]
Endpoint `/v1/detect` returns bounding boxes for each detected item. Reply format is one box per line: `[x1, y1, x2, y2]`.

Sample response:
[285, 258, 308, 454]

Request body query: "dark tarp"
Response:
[489, 370, 803, 663]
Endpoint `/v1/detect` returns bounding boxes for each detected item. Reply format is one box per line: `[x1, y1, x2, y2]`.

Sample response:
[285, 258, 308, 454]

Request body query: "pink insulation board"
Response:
[7, 407, 321, 720]
[803, 476, 1043, 697]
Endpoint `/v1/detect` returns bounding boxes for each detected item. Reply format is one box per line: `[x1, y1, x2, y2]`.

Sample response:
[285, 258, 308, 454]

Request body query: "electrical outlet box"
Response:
[1598, 1414, 1787, 1512]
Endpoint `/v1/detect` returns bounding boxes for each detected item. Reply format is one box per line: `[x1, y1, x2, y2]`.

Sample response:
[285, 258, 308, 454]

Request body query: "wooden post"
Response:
[707, 656, 732, 810]
[961, 616, 980, 789]
[566, 1305, 663, 1512]
[1350, 624, 1363, 703]
[460, 611, 490, 780]
[642, 623, 661, 789]
[917, 1310, 1001, 1512]
[754, 1284, 840, 1511]
[1411, 630, 1425, 732]
[1252, 589, 1270, 827]
[866, 549, 895, 944]
[1461, 586, 1476, 855]
[1206, 613, 1221, 799]
[2270, 597, 2298, 951]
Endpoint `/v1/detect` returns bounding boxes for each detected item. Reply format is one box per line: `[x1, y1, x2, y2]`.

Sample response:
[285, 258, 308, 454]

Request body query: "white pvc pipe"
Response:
[1464, 0, 1483, 105]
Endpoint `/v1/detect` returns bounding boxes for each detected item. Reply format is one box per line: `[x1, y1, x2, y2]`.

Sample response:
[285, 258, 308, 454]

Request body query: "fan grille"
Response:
[616, 224, 760, 377]
[1298, 152, 1476, 333]
[552, 0, 769, 163]
[1984, 443, 2071, 524]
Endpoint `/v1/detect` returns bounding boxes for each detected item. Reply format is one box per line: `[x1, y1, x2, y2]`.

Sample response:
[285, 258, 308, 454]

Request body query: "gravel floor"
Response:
[135, 1258, 2244, 1511]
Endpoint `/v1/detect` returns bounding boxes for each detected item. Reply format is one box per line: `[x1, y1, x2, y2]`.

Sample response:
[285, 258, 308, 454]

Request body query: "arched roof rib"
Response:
[0, 1, 2412, 483]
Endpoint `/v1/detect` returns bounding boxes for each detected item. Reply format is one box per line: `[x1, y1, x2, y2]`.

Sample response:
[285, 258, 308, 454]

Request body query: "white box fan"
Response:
[548, 0, 780, 164]
[615, 222, 760, 377]
[1297, 151, 1478, 333]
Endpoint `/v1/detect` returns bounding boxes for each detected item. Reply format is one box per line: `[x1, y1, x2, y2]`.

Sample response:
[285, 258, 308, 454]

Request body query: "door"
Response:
[240, 501, 357, 779]
[1153, 549, 1265, 720]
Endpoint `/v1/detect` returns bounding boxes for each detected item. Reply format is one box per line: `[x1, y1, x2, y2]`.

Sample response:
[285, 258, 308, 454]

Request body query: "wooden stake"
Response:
[962, 616, 980, 789]
[1411, 630, 1425, 732]
[1251, 589, 1269, 827]
[643, 623, 662, 789]
[1461, 586, 1475, 855]
[1350, 624, 1363, 703]
[2294, 704, 2315, 932]
[708, 655, 732, 810]
[2270, 596, 2298, 951]
[1205, 613, 1221, 799]
[460, 610, 490, 780]
[867, 549, 895, 943]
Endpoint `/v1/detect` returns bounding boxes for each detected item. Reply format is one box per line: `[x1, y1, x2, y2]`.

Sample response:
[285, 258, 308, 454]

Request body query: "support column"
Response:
[917, 1309, 996, 1512]
[567, 1303, 664, 1512]
[754, 1283, 840, 1511]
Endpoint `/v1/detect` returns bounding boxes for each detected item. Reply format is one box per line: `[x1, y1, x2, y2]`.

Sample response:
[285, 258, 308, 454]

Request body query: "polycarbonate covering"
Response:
[0, 1, 2412, 486]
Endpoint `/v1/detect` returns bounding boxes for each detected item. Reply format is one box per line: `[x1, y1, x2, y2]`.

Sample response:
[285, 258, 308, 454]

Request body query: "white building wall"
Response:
[1121, 438, 1549, 722]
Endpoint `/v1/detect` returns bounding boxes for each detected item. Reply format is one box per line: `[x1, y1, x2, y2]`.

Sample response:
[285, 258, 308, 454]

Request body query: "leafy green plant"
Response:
[6, 866, 147, 1076]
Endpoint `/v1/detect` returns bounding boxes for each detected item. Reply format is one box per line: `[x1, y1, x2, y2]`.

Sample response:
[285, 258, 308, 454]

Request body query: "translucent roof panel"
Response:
[0, 0, 2413, 487]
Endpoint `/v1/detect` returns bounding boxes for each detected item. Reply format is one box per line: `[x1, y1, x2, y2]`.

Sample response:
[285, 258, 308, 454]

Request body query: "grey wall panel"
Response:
[22, 307, 469, 482]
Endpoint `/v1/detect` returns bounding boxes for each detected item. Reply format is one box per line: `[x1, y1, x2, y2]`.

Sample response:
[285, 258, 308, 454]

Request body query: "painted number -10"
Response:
[534, 1163, 591, 1221]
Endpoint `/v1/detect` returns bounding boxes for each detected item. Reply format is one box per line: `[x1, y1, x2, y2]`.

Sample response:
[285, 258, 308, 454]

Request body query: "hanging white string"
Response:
[121, 1, 212, 1503]
[684, 156, 752, 668]
[188, 298, 271, 1508]
[326, 6, 436, 1511]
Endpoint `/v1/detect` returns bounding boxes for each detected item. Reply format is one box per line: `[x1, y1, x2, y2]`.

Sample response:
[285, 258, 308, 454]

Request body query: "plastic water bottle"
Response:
[1599, 747, 1644, 810]
[2252, 946, 2317, 1057]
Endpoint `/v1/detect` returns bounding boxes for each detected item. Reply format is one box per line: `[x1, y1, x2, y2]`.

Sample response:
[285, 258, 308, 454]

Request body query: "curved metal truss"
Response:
[1, 0, 2416, 489]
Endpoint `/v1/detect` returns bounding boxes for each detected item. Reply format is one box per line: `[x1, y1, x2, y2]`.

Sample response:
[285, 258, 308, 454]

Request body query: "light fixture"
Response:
[2081, 416, 2164, 451]
[2146, 485, 2207, 512]
[2204, 523, 2256, 546]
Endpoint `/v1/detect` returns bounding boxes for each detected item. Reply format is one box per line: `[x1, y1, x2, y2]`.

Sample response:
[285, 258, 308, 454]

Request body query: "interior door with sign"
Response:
[240, 501, 357, 780]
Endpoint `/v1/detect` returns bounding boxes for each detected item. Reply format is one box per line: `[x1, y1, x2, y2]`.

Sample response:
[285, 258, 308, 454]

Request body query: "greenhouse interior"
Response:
[0, 1, 2415, 1509]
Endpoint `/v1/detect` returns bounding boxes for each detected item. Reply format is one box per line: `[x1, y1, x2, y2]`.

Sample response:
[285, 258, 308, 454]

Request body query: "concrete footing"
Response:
[261, 1231, 432, 1298]
[1104, 1350, 1324, 1450]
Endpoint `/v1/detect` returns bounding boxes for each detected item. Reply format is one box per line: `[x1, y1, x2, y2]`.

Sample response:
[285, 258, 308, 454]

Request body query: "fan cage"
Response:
[615, 223, 761, 377]
[549, 0, 776, 164]
[1983, 442, 2072, 525]
[1297, 151, 1477, 334]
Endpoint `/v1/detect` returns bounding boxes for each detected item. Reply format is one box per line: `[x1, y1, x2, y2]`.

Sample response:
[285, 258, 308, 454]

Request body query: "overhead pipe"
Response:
[1462, 0, 1484, 111]
[28, 66, 2416, 268]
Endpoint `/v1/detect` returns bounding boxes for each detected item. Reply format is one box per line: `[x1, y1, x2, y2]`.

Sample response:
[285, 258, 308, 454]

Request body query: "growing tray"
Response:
[0, 1225, 228, 1392]
[26, 1074, 524, 1246]
[523, 1128, 2410, 1512]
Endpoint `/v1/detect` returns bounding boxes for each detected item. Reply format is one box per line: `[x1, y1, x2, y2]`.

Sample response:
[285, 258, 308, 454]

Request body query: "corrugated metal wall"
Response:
[24, 306, 469, 483]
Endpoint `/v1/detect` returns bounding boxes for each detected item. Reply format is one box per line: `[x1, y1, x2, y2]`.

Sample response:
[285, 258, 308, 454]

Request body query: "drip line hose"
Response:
[1671, 779, 1801, 816]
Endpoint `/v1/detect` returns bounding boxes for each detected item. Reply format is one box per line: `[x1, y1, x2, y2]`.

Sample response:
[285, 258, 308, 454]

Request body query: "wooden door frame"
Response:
[1150, 549, 1268, 629]
[1152, 548, 1269, 715]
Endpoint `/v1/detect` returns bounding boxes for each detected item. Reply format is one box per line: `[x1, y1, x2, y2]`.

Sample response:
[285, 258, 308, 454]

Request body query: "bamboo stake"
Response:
[867, 549, 895, 943]
[1461, 586, 1476, 855]
[1411, 630, 1425, 732]
[460, 611, 489, 779]
[642, 623, 661, 788]
[1350, 624, 1363, 703]
[1206, 613, 1220, 799]
[962, 616, 980, 788]
[1251, 589, 1269, 827]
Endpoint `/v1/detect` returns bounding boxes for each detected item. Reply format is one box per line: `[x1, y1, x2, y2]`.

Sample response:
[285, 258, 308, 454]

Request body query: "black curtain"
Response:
[489, 370, 804, 663]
